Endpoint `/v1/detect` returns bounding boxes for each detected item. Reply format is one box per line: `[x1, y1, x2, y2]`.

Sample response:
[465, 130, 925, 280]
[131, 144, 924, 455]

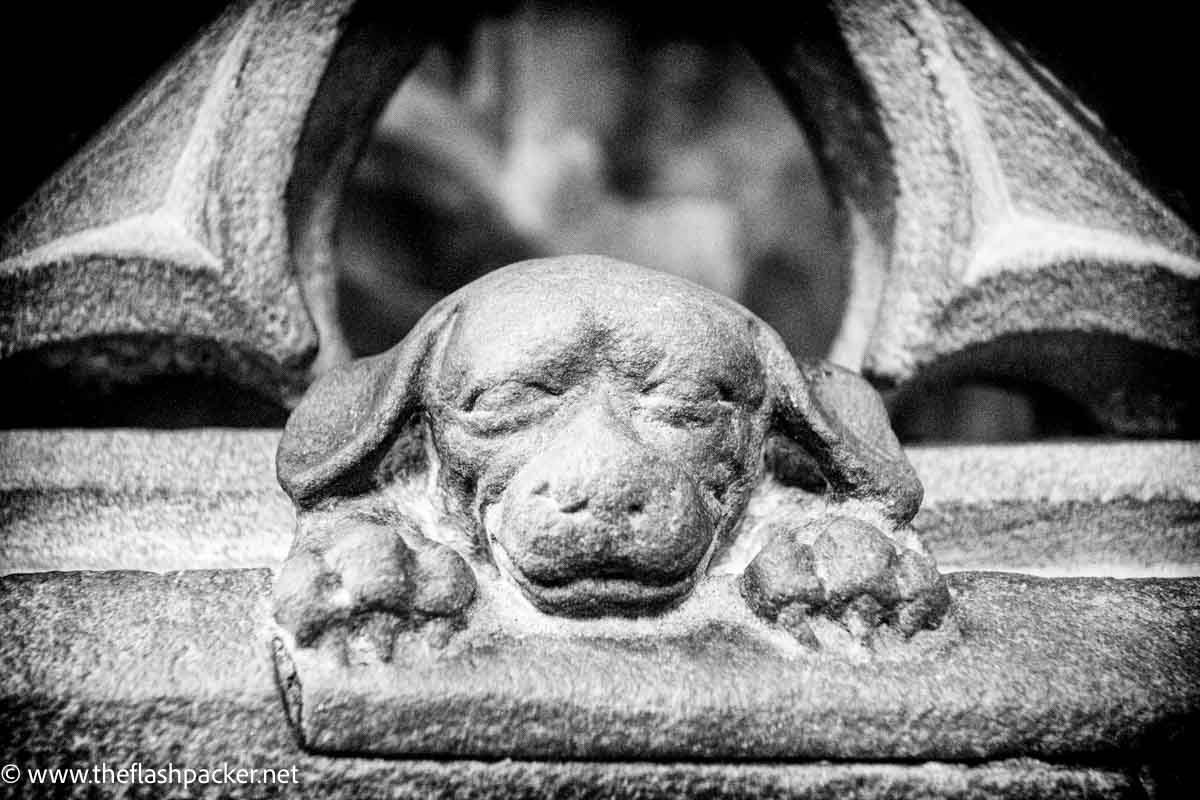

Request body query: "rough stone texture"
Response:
[272, 256, 943, 653]
[3, 431, 1196, 577]
[0, 569, 1190, 797]
[0, 0, 436, 400]
[748, 0, 1200, 434]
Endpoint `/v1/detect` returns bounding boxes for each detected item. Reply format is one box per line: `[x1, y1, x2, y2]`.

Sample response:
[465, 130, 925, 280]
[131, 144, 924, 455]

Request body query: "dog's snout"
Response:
[521, 404, 650, 511]
[491, 405, 715, 615]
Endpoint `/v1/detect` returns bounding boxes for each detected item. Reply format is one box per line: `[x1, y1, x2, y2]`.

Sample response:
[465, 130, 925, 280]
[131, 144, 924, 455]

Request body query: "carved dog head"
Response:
[278, 256, 922, 618]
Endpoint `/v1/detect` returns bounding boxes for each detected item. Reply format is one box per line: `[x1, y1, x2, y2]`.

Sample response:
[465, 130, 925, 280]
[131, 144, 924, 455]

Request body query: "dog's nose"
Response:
[523, 409, 667, 528]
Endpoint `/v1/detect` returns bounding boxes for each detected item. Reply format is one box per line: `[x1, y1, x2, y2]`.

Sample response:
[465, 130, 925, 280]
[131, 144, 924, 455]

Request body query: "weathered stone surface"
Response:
[0, 0, 435, 400]
[0, 569, 1189, 797]
[3, 431, 1196, 577]
[749, 0, 1200, 434]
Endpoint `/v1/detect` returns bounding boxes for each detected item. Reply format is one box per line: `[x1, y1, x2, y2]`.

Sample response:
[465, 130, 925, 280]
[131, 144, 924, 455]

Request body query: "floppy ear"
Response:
[756, 326, 923, 526]
[277, 300, 459, 508]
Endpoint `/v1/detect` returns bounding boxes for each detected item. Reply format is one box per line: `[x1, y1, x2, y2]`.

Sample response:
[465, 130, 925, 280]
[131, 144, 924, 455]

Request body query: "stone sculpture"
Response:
[273, 255, 951, 659]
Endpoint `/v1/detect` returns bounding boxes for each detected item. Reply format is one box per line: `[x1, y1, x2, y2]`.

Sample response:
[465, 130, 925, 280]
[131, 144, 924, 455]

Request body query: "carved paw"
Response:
[273, 517, 476, 656]
[741, 517, 950, 648]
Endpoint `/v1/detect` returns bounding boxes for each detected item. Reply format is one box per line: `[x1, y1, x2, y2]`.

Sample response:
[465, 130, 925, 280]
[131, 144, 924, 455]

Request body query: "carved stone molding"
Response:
[5, 431, 1196, 577]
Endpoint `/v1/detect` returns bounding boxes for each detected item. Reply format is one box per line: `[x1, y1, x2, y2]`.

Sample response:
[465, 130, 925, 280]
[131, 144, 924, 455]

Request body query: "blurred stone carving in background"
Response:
[337, 2, 846, 368]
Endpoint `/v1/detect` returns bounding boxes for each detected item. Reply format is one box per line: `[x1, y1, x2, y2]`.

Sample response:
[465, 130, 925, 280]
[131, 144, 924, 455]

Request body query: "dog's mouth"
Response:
[513, 571, 699, 617]
[490, 537, 700, 617]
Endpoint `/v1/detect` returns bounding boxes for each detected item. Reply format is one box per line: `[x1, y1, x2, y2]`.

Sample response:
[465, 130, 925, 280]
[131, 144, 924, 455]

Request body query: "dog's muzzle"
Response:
[489, 408, 716, 616]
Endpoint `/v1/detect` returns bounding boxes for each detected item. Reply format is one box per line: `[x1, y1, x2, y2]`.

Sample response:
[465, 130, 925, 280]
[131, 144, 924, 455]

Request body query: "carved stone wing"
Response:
[750, 0, 1199, 433]
[0, 0, 434, 403]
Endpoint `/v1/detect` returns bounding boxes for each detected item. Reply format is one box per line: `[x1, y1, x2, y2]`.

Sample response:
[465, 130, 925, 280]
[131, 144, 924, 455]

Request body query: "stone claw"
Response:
[273, 517, 476, 657]
[741, 517, 950, 647]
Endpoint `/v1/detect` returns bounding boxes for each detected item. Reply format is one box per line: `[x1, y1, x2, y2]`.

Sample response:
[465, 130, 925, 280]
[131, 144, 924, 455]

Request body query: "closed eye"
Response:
[463, 380, 561, 416]
[640, 379, 730, 404]
[639, 380, 730, 427]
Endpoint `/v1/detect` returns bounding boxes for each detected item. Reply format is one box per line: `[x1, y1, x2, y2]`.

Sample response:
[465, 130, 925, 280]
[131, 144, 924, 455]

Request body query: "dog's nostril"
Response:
[558, 496, 588, 513]
[627, 499, 644, 514]
[531, 480, 550, 496]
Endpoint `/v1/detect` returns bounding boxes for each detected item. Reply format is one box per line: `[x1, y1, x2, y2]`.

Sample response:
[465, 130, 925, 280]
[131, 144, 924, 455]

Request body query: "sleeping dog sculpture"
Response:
[274, 256, 950, 655]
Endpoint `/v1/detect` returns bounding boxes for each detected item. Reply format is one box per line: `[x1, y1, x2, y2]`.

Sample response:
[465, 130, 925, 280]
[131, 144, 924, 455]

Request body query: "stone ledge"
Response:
[2, 431, 1197, 576]
[0, 569, 1194, 798]
[286, 573, 1200, 761]
[0, 430, 289, 574]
